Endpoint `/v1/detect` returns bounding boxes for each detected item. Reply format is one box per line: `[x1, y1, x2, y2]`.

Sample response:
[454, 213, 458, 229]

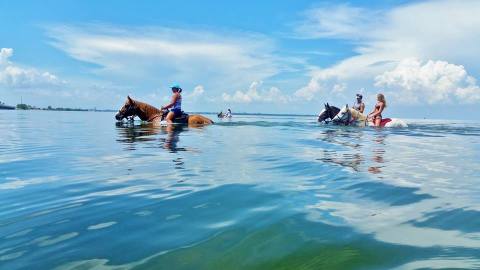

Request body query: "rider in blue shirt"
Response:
[161, 84, 182, 124]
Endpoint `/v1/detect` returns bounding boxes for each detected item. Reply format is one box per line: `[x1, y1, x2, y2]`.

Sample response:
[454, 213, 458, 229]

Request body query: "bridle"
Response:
[319, 106, 336, 124]
[159, 109, 168, 121]
[118, 103, 137, 120]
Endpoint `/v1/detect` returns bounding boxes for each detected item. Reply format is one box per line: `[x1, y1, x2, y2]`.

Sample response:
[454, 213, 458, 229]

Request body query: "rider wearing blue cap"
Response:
[161, 83, 182, 124]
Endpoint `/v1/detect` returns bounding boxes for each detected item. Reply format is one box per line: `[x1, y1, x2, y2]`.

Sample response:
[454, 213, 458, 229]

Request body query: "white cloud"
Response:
[375, 58, 480, 104]
[294, 72, 348, 101]
[222, 81, 290, 104]
[0, 48, 63, 89]
[294, 0, 480, 105]
[189, 85, 205, 98]
[46, 25, 286, 92]
[294, 74, 322, 101]
[332, 83, 346, 93]
[0, 48, 13, 65]
[293, 4, 378, 39]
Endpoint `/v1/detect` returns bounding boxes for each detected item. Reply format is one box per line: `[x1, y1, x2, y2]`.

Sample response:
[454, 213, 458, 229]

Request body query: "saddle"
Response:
[172, 111, 189, 124]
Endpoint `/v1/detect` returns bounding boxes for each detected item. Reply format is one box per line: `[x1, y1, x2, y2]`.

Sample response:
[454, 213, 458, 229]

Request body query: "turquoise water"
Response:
[1, 110, 480, 270]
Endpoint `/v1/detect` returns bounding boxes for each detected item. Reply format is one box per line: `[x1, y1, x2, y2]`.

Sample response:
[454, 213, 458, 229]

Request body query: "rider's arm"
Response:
[367, 108, 375, 116]
[359, 103, 365, 113]
[161, 94, 179, 110]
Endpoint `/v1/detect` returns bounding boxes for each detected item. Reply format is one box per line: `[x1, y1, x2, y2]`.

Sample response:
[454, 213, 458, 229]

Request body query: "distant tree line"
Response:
[16, 104, 88, 111]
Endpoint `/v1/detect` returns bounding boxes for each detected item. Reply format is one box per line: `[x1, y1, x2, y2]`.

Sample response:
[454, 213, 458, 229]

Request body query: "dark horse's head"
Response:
[318, 103, 340, 123]
[115, 96, 138, 121]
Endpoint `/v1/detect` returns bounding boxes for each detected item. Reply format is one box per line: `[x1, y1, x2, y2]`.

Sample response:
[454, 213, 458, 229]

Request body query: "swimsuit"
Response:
[374, 104, 382, 119]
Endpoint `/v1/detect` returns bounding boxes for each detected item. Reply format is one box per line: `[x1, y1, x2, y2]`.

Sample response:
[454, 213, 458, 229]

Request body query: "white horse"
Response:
[332, 105, 407, 128]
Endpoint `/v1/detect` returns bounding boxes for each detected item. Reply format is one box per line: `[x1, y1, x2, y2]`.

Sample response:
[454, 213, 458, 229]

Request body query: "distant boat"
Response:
[0, 102, 15, 110]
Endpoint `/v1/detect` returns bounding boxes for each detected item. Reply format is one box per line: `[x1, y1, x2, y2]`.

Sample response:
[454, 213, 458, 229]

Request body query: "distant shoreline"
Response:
[9, 103, 117, 112]
[7, 107, 316, 117]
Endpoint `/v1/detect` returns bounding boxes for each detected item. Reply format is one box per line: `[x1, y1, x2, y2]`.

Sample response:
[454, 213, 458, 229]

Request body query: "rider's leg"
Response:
[374, 116, 381, 127]
[166, 111, 174, 124]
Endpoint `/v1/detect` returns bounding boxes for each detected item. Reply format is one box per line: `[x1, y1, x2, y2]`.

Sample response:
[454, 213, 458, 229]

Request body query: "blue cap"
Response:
[170, 83, 181, 89]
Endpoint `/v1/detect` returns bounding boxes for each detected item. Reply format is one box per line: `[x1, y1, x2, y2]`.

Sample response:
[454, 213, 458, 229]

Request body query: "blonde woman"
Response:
[368, 93, 387, 127]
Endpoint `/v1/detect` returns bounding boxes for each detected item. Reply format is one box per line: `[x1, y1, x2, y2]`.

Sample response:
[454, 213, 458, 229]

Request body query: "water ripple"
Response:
[0, 111, 479, 269]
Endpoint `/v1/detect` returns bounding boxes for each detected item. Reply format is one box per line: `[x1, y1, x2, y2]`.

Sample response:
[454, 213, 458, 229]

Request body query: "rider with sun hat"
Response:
[161, 83, 182, 124]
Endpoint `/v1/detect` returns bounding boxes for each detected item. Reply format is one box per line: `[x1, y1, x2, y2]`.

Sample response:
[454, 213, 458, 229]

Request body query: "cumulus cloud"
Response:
[189, 85, 205, 98]
[294, 72, 348, 101]
[375, 58, 480, 104]
[294, 0, 480, 104]
[332, 83, 346, 93]
[294, 76, 322, 101]
[0, 48, 13, 65]
[222, 81, 290, 104]
[0, 48, 63, 89]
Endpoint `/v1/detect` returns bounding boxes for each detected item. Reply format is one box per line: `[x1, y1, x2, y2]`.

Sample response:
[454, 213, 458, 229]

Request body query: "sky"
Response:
[1, 0, 480, 119]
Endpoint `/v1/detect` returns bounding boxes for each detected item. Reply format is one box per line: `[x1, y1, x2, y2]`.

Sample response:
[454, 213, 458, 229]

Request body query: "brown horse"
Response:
[115, 96, 214, 125]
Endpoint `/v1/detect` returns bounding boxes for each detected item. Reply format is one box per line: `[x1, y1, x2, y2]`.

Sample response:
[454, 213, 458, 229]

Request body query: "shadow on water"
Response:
[343, 181, 435, 206]
[409, 208, 480, 233]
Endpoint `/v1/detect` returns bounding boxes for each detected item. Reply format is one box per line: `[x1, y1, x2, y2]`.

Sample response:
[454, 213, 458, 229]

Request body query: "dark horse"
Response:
[317, 103, 340, 123]
[115, 96, 214, 125]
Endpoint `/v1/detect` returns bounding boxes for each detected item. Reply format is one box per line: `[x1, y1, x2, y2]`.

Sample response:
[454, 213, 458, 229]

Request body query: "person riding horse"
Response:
[225, 109, 232, 118]
[115, 96, 213, 125]
[368, 93, 387, 127]
[161, 84, 183, 124]
[353, 93, 365, 113]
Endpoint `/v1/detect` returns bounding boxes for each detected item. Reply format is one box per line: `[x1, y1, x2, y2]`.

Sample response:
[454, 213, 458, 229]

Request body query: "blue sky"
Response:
[1, 0, 480, 119]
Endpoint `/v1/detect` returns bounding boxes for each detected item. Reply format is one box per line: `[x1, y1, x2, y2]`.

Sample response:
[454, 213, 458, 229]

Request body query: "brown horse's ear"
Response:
[127, 96, 133, 104]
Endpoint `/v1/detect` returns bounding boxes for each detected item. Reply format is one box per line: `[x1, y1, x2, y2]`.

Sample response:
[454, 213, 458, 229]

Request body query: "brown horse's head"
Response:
[115, 96, 137, 121]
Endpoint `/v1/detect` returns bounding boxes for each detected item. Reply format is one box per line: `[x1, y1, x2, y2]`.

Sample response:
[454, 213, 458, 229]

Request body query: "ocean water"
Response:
[1, 110, 479, 270]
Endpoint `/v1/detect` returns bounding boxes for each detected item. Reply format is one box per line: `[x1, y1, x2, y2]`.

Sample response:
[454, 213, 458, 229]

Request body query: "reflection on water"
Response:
[116, 122, 188, 152]
[0, 111, 479, 269]
[314, 128, 388, 176]
[368, 132, 386, 174]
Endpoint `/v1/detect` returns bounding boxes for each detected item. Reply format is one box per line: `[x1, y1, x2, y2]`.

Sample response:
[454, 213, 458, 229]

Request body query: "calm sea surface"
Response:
[1, 110, 479, 270]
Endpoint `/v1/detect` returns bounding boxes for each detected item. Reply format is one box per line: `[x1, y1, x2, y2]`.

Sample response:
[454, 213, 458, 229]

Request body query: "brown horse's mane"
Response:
[132, 99, 162, 121]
